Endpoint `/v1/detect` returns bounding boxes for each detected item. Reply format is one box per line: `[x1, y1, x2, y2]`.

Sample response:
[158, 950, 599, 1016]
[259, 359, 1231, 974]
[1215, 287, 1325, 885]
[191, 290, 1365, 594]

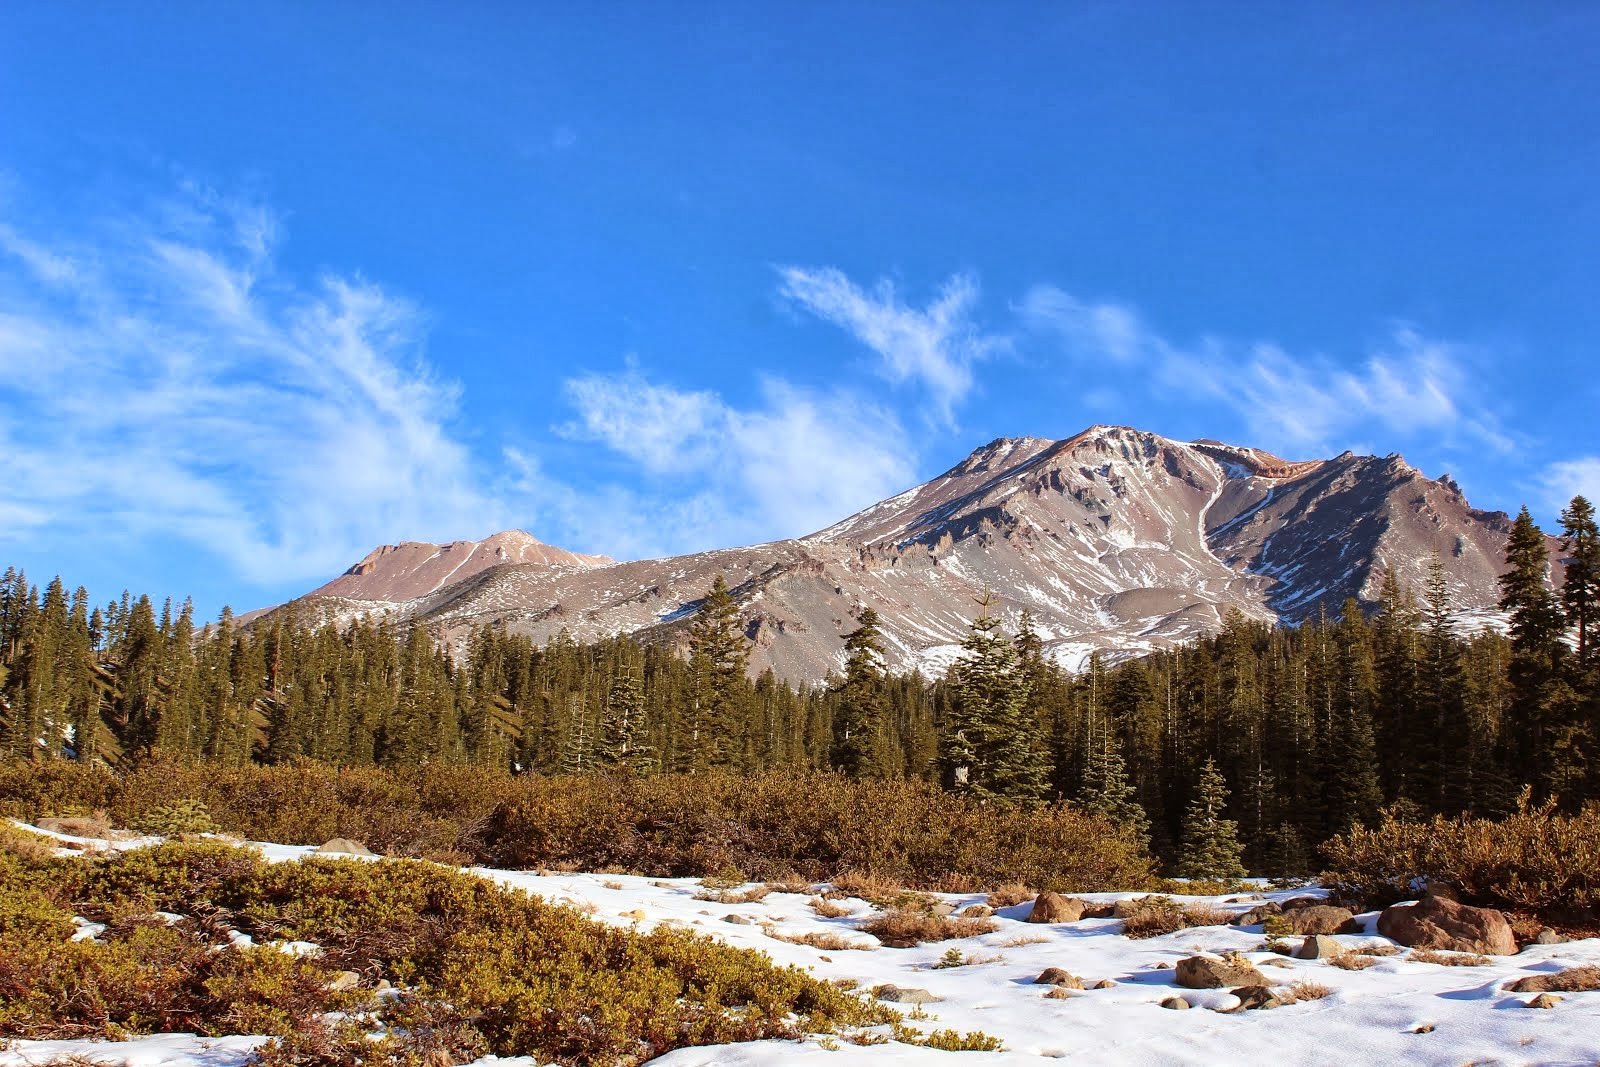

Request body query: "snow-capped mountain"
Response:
[267, 426, 1534, 681]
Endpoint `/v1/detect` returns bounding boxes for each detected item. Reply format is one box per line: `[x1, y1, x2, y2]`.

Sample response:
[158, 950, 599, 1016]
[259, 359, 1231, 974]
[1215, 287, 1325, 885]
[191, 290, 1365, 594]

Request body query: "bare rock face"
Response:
[1286, 906, 1361, 936]
[1175, 954, 1268, 989]
[1027, 892, 1087, 924]
[261, 426, 1550, 686]
[1377, 895, 1517, 955]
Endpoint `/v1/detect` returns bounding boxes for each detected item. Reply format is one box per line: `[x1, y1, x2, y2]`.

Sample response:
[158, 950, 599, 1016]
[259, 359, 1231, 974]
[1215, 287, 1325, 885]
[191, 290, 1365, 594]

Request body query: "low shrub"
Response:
[0, 835, 894, 1064]
[1407, 949, 1489, 967]
[858, 909, 999, 948]
[1319, 794, 1600, 920]
[1120, 898, 1233, 940]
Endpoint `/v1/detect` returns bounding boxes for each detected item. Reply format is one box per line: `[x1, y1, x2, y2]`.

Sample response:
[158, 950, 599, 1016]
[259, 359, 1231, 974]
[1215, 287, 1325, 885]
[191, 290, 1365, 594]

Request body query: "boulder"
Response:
[1295, 935, 1346, 960]
[1533, 928, 1567, 946]
[1285, 906, 1360, 936]
[1503, 966, 1600, 993]
[1091, 978, 1117, 989]
[1233, 901, 1283, 927]
[1175, 954, 1268, 989]
[961, 904, 995, 918]
[1034, 967, 1084, 989]
[1231, 985, 1282, 1011]
[315, 838, 375, 857]
[1281, 897, 1321, 911]
[1378, 895, 1517, 955]
[1527, 993, 1563, 1009]
[1160, 996, 1191, 1010]
[722, 914, 752, 925]
[1027, 892, 1086, 924]
[1113, 897, 1150, 919]
[874, 985, 942, 1004]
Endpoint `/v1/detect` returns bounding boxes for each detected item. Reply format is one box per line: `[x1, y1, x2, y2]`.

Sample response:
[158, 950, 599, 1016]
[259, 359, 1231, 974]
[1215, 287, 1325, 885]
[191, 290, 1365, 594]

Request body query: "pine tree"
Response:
[831, 607, 896, 777]
[1177, 757, 1247, 879]
[1499, 506, 1566, 794]
[939, 593, 1051, 803]
[682, 575, 750, 771]
[597, 669, 652, 770]
[1075, 732, 1150, 848]
[1560, 496, 1600, 671]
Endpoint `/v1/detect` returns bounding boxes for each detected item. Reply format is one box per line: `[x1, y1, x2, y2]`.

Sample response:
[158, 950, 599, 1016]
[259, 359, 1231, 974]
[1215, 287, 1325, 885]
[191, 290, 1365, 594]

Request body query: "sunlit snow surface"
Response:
[5, 821, 1599, 1066]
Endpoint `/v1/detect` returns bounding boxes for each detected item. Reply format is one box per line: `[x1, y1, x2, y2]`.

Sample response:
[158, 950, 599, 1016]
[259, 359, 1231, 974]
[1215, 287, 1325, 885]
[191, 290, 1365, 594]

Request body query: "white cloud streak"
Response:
[559, 367, 916, 552]
[1541, 458, 1600, 513]
[0, 188, 502, 584]
[1020, 283, 1508, 457]
[775, 266, 1005, 424]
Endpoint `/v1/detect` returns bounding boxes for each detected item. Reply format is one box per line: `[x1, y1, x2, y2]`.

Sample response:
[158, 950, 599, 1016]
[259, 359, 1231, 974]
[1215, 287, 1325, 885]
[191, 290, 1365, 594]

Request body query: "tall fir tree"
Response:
[831, 607, 896, 777]
[681, 575, 751, 771]
[1499, 506, 1567, 795]
[1178, 757, 1247, 879]
[939, 593, 1051, 803]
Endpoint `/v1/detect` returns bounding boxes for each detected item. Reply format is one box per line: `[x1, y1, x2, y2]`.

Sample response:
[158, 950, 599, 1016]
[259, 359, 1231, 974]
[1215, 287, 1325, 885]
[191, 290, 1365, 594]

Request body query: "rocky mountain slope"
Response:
[270, 426, 1536, 682]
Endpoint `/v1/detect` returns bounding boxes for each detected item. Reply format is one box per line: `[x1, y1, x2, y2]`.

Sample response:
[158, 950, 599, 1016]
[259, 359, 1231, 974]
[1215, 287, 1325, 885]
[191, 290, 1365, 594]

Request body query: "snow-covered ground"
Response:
[5, 823, 1599, 1067]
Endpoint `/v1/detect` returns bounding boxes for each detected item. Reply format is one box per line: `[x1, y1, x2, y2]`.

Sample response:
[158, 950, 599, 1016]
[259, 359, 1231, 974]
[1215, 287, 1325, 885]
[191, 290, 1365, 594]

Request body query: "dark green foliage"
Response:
[1177, 758, 1246, 880]
[831, 608, 896, 778]
[938, 595, 1051, 803]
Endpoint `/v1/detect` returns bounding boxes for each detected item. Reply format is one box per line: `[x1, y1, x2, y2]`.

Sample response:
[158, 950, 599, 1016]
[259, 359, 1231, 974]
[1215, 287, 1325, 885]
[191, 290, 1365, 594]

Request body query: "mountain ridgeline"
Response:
[3, 426, 1597, 876]
[289, 425, 1534, 683]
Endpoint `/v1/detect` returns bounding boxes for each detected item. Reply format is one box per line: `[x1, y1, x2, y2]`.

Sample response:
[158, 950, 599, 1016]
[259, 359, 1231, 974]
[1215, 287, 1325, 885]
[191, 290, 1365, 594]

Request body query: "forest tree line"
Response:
[1, 498, 1596, 873]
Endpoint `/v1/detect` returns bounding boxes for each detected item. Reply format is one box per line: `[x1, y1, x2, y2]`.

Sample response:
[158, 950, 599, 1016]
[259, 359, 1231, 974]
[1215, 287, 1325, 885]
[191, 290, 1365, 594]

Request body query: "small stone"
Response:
[1527, 993, 1563, 1009]
[1153, 961, 1171, 970]
[722, 914, 751, 925]
[1091, 978, 1117, 989]
[1160, 996, 1191, 1010]
[961, 903, 995, 918]
[1412, 1024, 1435, 1034]
[1034, 967, 1084, 989]
[315, 838, 375, 857]
[1261, 958, 1295, 968]
[874, 985, 942, 1004]
[1533, 928, 1567, 946]
[1043, 987, 1078, 1000]
[1296, 935, 1346, 960]
[619, 908, 647, 921]
[931, 901, 958, 917]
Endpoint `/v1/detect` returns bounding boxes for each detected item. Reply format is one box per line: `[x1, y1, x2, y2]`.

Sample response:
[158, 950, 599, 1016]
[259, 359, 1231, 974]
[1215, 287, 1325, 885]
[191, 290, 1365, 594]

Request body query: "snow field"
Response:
[4, 823, 1599, 1066]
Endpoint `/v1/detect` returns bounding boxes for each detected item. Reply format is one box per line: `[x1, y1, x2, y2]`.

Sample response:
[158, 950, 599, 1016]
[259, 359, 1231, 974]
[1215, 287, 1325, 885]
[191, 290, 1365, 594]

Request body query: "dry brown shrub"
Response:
[830, 870, 905, 902]
[1408, 949, 1490, 966]
[986, 882, 1034, 909]
[765, 877, 813, 895]
[857, 909, 998, 948]
[1281, 980, 1332, 1002]
[809, 896, 853, 918]
[1320, 794, 1600, 919]
[1328, 954, 1375, 970]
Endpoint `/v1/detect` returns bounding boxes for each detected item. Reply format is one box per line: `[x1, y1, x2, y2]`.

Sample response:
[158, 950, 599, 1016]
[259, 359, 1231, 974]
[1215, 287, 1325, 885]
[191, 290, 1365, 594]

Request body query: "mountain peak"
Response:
[316, 530, 612, 604]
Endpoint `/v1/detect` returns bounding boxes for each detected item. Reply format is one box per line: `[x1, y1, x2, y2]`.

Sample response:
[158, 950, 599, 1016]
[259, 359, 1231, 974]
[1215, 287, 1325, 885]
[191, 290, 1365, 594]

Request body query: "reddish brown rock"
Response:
[1027, 892, 1087, 924]
[1175, 954, 1268, 989]
[1378, 895, 1517, 955]
[1504, 966, 1600, 993]
[1286, 905, 1361, 936]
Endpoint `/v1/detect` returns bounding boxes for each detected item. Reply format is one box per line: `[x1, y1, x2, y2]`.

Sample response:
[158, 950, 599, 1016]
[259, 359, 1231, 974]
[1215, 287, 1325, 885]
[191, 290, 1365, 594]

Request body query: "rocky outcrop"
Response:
[261, 426, 1547, 685]
[1027, 892, 1086, 924]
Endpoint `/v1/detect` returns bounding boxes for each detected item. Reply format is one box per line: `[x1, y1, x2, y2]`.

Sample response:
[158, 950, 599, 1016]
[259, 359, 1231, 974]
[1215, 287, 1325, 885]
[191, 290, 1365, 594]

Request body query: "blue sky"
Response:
[1, 4, 1597, 618]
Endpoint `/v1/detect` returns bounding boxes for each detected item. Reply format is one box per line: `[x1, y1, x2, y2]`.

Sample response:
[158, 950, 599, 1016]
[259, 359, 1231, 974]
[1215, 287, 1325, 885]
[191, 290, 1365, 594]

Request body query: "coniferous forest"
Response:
[3, 500, 1597, 875]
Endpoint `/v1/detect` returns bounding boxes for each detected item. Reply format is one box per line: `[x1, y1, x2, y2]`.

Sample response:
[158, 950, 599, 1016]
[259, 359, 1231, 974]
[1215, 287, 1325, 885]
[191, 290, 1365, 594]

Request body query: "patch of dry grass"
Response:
[693, 885, 772, 904]
[986, 882, 1034, 909]
[1327, 954, 1375, 970]
[999, 933, 1051, 947]
[809, 896, 853, 918]
[829, 870, 905, 902]
[1121, 900, 1234, 940]
[762, 925, 874, 951]
[858, 909, 999, 948]
[1281, 980, 1333, 1002]
[1353, 943, 1400, 957]
[1408, 949, 1490, 966]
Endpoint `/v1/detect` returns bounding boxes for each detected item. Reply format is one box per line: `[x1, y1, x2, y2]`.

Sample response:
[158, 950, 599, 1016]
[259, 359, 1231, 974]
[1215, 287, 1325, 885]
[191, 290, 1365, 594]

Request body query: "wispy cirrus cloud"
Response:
[1540, 458, 1600, 514]
[1019, 283, 1509, 457]
[557, 366, 916, 552]
[0, 185, 501, 585]
[775, 266, 1006, 424]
